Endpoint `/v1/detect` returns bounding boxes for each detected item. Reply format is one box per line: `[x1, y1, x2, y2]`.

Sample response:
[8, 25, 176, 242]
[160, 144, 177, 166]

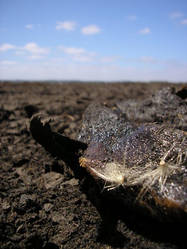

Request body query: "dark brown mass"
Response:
[30, 86, 187, 222]
[78, 103, 187, 221]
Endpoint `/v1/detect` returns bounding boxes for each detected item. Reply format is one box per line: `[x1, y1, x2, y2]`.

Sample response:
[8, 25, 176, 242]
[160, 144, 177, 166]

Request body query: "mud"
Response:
[0, 82, 187, 249]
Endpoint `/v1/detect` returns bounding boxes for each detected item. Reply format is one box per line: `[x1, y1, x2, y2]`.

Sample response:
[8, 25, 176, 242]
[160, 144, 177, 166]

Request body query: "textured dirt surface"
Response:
[0, 82, 186, 249]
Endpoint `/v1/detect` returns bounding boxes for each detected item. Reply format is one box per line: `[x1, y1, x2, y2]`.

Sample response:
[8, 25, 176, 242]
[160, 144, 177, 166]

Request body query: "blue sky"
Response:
[0, 0, 187, 81]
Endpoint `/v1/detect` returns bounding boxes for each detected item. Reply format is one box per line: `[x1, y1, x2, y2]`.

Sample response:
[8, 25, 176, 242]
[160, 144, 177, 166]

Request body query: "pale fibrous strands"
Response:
[95, 143, 186, 199]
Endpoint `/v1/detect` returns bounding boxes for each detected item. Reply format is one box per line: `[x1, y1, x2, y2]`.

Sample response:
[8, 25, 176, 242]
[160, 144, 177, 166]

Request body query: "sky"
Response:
[0, 0, 187, 82]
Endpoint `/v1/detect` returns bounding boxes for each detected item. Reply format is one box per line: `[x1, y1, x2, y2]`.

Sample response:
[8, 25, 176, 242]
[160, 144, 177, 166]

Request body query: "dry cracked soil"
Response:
[0, 81, 187, 249]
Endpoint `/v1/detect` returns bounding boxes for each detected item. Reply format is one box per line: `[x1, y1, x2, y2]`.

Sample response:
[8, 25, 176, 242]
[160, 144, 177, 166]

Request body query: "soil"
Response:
[0, 81, 186, 249]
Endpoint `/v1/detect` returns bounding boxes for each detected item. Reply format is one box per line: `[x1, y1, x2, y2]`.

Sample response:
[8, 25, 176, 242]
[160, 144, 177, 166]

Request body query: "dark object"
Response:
[24, 104, 39, 118]
[30, 115, 87, 167]
[117, 87, 187, 130]
[30, 87, 187, 223]
[176, 86, 187, 99]
[0, 108, 12, 122]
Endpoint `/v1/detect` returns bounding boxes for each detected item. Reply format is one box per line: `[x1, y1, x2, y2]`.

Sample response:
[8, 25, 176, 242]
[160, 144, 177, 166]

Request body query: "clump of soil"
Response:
[0, 82, 186, 249]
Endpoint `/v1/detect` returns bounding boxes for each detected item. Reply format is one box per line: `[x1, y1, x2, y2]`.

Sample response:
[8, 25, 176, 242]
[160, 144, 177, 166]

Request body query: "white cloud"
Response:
[59, 45, 95, 62]
[60, 46, 86, 55]
[56, 21, 76, 31]
[0, 43, 15, 52]
[15, 51, 26, 55]
[0, 42, 49, 60]
[0, 60, 17, 65]
[28, 55, 45, 60]
[1, 60, 187, 82]
[81, 25, 101, 35]
[181, 19, 187, 25]
[23, 43, 49, 55]
[127, 15, 137, 21]
[73, 55, 94, 62]
[139, 27, 151, 35]
[139, 56, 157, 63]
[100, 56, 119, 63]
[25, 24, 33, 29]
[170, 12, 183, 19]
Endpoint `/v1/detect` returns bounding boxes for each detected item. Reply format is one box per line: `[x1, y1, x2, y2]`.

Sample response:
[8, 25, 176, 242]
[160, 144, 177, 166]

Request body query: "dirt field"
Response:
[0, 82, 186, 249]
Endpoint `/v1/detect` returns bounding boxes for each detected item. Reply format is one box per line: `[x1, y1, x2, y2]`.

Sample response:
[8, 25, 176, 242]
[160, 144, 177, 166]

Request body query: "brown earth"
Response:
[0, 81, 186, 249]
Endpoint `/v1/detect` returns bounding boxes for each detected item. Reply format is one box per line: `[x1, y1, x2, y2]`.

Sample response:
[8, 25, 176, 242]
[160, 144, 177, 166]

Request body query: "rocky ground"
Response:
[0, 82, 186, 249]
